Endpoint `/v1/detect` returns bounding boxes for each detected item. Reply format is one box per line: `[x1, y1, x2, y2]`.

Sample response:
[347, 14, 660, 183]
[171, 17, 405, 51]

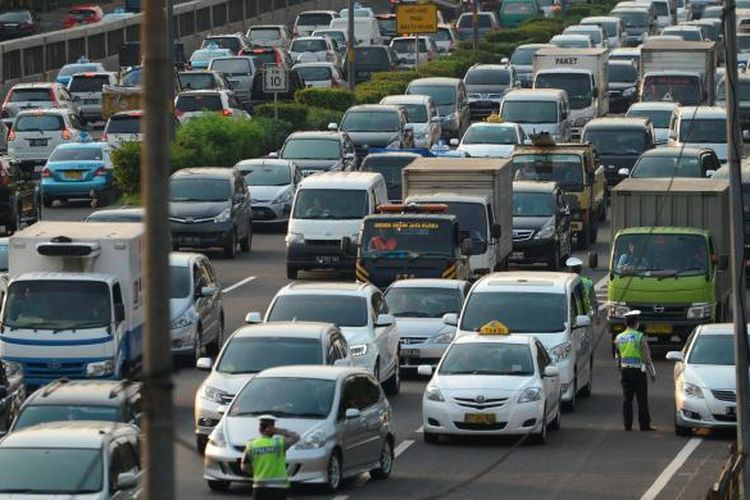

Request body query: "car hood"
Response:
[609, 274, 713, 303]
[250, 184, 290, 203]
[684, 363, 735, 391]
[345, 131, 400, 148]
[225, 416, 325, 448]
[288, 218, 361, 240]
[204, 370, 259, 398]
[169, 200, 229, 218]
[457, 144, 515, 158]
[169, 297, 191, 321]
[395, 317, 454, 339]
[290, 158, 341, 174]
[435, 374, 535, 392]
[339, 326, 373, 347]
[513, 216, 553, 231]
[685, 143, 728, 162]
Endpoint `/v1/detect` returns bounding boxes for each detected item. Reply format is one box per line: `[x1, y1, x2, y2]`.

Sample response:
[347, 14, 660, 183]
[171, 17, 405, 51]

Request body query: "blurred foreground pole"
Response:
[472, 0, 478, 51]
[348, 0, 355, 92]
[141, 0, 175, 497]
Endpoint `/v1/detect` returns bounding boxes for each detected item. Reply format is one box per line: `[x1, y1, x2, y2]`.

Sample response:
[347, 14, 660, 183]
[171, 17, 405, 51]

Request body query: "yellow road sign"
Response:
[396, 3, 438, 34]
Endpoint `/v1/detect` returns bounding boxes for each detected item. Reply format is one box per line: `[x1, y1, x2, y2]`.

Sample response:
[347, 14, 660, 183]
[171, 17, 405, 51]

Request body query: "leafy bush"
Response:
[355, 80, 409, 104]
[295, 88, 356, 112]
[111, 141, 141, 196]
[254, 102, 309, 126]
[306, 106, 344, 131]
[256, 117, 294, 153]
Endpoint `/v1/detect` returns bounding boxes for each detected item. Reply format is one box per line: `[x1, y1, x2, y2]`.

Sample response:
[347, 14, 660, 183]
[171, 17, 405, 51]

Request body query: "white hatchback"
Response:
[8, 108, 87, 171]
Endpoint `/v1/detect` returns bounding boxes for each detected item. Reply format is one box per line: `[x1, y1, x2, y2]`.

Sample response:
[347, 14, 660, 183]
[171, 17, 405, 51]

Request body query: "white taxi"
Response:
[419, 323, 562, 444]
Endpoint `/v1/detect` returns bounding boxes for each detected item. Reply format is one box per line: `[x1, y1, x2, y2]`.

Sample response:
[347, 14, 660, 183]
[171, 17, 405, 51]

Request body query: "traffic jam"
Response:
[0, 0, 744, 497]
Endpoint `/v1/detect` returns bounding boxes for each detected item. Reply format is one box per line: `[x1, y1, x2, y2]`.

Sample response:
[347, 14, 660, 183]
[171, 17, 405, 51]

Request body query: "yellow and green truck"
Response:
[607, 178, 730, 347]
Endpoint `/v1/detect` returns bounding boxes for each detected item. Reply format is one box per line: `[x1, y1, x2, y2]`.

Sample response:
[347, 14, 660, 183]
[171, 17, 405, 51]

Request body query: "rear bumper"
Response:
[41, 177, 112, 197]
[171, 221, 235, 249]
[510, 238, 555, 263]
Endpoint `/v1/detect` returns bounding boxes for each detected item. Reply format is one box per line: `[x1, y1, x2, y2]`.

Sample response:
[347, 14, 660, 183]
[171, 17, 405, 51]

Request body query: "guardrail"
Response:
[707, 443, 744, 500]
[0, 0, 346, 94]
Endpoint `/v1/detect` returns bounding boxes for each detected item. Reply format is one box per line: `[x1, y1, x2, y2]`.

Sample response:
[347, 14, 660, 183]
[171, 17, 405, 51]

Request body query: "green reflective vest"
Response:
[581, 276, 594, 310]
[615, 328, 644, 368]
[245, 435, 289, 489]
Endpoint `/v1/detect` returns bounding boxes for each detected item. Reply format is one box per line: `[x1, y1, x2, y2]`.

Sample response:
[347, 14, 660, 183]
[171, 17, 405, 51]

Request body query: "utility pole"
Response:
[141, 0, 175, 497]
[472, 0, 479, 52]
[347, 0, 355, 92]
[166, 0, 175, 140]
[723, 0, 750, 495]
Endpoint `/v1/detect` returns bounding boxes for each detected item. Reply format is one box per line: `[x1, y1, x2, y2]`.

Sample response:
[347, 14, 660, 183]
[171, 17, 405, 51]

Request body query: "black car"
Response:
[169, 167, 252, 258]
[339, 104, 414, 161]
[277, 131, 357, 176]
[0, 360, 24, 433]
[178, 70, 232, 91]
[0, 155, 39, 233]
[607, 60, 639, 113]
[463, 63, 517, 119]
[9, 379, 141, 433]
[352, 45, 397, 83]
[360, 152, 421, 202]
[581, 117, 655, 187]
[511, 181, 572, 270]
[0, 9, 40, 41]
[628, 147, 722, 179]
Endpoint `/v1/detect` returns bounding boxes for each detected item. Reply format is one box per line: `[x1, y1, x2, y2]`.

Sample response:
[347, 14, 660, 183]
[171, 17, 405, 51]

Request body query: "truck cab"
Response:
[354, 204, 472, 289]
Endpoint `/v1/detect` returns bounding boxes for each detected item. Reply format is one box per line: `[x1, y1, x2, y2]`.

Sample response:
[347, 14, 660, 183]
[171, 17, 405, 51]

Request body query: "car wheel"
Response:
[240, 224, 252, 252]
[580, 357, 593, 398]
[42, 195, 53, 208]
[563, 371, 577, 412]
[675, 414, 692, 437]
[531, 406, 548, 445]
[196, 434, 208, 455]
[383, 358, 400, 396]
[370, 437, 394, 480]
[207, 480, 230, 492]
[549, 401, 562, 431]
[223, 230, 237, 259]
[286, 265, 298, 280]
[193, 327, 204, 362]
[324, 450, 342, 493]
[548, 244, 560, 271]
[423, 431, 440, 444]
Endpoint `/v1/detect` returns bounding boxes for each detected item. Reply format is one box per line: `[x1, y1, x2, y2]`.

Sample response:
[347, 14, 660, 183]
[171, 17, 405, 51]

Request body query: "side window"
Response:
[536, 342, 550, 372]
[110, 440, 140, 491]
[334, 336, 349, 358]
[371, 293, 383, 319]
[341, 376, 377, 413]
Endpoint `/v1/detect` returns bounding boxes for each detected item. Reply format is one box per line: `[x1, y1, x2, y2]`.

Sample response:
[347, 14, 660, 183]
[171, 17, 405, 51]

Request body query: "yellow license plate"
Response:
[646, 324, 672, 334]
[571, 222, 583, 231]
[63, 171, 83, 180]
[464, 413, 496, 424]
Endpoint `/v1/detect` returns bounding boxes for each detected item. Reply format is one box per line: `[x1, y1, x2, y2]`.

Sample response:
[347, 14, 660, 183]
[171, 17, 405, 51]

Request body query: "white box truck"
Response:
[639, 40, 716, 106]
[0, 221, 144, 387]
[533, 47, 609, 138]
[402, 157, 513, 277]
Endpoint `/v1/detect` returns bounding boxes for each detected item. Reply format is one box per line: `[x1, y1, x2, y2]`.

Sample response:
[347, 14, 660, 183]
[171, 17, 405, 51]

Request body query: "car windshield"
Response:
[627, 108, 672, 128]
[654, 1, 669, 15]
[13, 405, 121, 431]
[176, 94, 223, 112]
[179, 73, 217, 90]
[503, 1, 535, 14]
[106, 116, 141, 134]
[268, 294, 367, 327]
[70, 9, 96, 19]
[230, 377, 335, 419]
[169, 264, 190, 298]
[378, 18, 397, 33]
[460, 291, 566, 333]
[121, 68, 141, 87]
[392, 103, 427, 122]
[315, 30, 345, 44]
[462, 125, 518, 145]
[458, 14, 492, 28]
[292, 39, 327, 52]
[615, 11, 648, 28]
[642, 75, 701, 105]
[392, 38, 429, 53]
[502, 100, 557, 123]
[292, 188, 368, 220]
[439, 201, 488, 245]
[217, 337, 323, 374]
[679, 118, 727, 143]
[210, 59, 253, 75]
[296, 66, 333, 81]
[250, 28, 281, 41]
[513, 191, 553, 216]
[281, 138, 340, 160]
[341, 111, 399, 132]
[9, 88, 51, 102]
[298, 13, 333, 25]
[58, 64, 99, 77]
[14, 115, 64, 132]
[717, 80, 750, 101]
[510, 47, 537, 65]
[688, 334, 734, 365]
[512, 154, 584, 189]
[68, 75, 109, 92]
[440, 343, 534, 375]
[4, 280, 111, 330]
[0, 448, 102, 494]
[203, 37, 241, 52]
[609, 64, 638, 83]
[170, 178, 230, 202]
[535, 73, 591, 109]
[632, 155, 703, 178]
[49, 147, 104, 162]
[0, 11, 31, 22]
[584, 20, 617, 37]
[240, 165, 291, 186]
[583, 129, 645, 155]
[361, 218, 456, 258]
[612, 233, 708, 276]
[407, 85, 455, 106]
[385, 287, 461, 318]
[465, 69, 511, 86]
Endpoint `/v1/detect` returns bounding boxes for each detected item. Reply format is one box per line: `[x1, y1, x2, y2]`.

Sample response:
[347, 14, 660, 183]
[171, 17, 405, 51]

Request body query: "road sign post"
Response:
[396, 3, 438, 70]
[262, 65, 289, 121]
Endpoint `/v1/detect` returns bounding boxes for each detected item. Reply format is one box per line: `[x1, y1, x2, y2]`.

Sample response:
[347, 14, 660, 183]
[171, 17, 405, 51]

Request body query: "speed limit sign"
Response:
[263, 65, 289, 93]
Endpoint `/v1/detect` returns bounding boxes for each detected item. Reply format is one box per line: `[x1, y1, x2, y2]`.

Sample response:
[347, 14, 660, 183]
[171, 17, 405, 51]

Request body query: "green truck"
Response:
[607, 178, 730, 347]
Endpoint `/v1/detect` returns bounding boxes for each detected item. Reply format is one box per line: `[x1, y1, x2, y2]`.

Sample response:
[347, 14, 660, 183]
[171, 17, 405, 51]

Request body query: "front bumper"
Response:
[251, 202, 290, 223]
[675, 391, 737, 430]
[422, 396, 545, 436]
[171, 220, 234, 250]
[400, 340, 449, 368]
[286, 241, 354, 271]
[510, 237, 556, 264]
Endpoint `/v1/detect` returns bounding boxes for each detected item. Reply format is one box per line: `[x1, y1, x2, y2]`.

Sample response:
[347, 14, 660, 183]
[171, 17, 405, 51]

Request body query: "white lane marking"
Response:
[640, 437, 703, 500]
[595, 275, 608, 291]
[223, 276, 257, 294]
[332, 496, 349, 500]
[416, 426, 423, 433]
[394, 439, 415, 458]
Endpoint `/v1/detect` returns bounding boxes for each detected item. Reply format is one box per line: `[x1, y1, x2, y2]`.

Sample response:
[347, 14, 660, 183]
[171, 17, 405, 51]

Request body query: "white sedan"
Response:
[452, 122, 526, 158]
[667, 323, 742, 436]
[419, 329, 561, 444]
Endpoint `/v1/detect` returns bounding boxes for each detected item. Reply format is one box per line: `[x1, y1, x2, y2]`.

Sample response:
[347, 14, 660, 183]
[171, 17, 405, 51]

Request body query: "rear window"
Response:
[176, 94, 223, 112]
[106, 116, 141, 134]
[203, 37, 241, 53]
[297, 12, 334, 25]
[465, 69, 511, 85]
[178, 73, 217, 90]
[8, 89, 51, 102]
[250, 28, 281, 41]
[68, 75, 110, 92]
[354, 47, 391, 69]
[0, 11, 31, 22]
[458, 14, 492, 28]
[69, 9, 96, 19]
[295, 65, 333, 81]
[291, 39, 327, 52]
[391, 38, 429, 53]
[210, 58, 253, 75]
[49, 147, 104, 162]
[14, 114, 64, 132]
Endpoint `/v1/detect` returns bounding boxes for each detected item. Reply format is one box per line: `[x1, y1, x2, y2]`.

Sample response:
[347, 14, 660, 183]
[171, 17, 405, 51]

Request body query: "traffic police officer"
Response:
[566, 257, 596, 313]
[614, 311, 656, 431]
[241, 415, 300, 500]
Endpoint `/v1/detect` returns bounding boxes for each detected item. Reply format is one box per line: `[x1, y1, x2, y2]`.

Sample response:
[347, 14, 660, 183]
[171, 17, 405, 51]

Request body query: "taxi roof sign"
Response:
[396, 3, 438, 34]
[479, 321, 510, 335]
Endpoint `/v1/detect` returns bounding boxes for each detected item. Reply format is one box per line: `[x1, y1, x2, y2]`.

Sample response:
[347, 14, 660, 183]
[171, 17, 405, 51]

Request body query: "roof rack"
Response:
[108, 379, 132, 399]
[41, 378, 70, 397]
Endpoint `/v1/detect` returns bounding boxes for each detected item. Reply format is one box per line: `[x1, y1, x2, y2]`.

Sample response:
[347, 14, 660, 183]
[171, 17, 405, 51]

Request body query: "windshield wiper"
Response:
[409, 251, 452, 260]
[657, 267, 706, 280]
[52, 321, 107, 333]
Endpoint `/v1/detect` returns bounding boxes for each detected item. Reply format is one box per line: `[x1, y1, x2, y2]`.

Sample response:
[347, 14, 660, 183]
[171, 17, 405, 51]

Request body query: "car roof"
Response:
[1, 421, 137, 449]
[628, 101, 679, 112]
[86, 207, 144, 220]
[11, 82, 58, 90]
[472, 271, 575, 293]
[504, 88, 567, 100]
[346, 104, 402, 113]
[298, 171, 383, 189]
[293, 62, 337, 68]
[453, 333, 533, 345]
[25, 379, 139, 406]
[256, 365, 368, 380]
[581, 16, 621, 22]
[169, 251, 205, 266]
[281, 281, 374, 295]
[171, 167, 234, 179]
[584, 117, 650, 129]
[234, 158, 295, 170]
[232, 322, 336, 339]
[52, 142, 105, 150]
[409, 77, 461, 86]
[638, 146, 705, 158]
[695, 323, 750, 336]
[363, 152, 422, 161]
[15, 108, 72, 117]
[381, 94, 431, 104]
[677, 106, 726, 118]
[386, 278, 468, 290]
[512, 180, 558, 192]
[467, 64, 512, 72]
[287, 130, 343, 140]
[177, 89, 225, 96]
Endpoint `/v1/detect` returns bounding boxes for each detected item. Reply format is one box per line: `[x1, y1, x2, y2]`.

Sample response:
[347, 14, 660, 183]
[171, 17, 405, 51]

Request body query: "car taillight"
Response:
[7, 130, 15, 142]
[61, 128, 72, 140]
[41, 167, 52, 178]
[101, 133, 108, 142]
[2, 91, 12, 110]
[95, 166, 108, 176]
[175, 108, 184, 118]
[222, 109, 233, 116]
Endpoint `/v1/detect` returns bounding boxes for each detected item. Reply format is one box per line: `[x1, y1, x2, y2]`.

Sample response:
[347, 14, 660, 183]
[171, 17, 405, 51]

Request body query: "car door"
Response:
[109, 438, 141, 499]
[571, 282, 593, 388]
[338, 375, 372, 470]
[192, 261, 214, 346]
[198, 258, 222, 343]
[371, 291, 397, 377]
[535, 340, 558, 421]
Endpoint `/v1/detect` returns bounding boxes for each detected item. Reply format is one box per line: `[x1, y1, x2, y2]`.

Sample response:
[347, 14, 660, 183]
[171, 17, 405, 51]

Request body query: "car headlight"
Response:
[682, 381, 704, 399]
[573, 116, 588, 127]
[425, 385, 444, 402]
[550, 341, 572, 362]
[431, 332, 454, 344]
[203, 385, 229, 403]
[272, 190, 292, 205]
[518, 386, 542, 403]
[687, 302, 712, 319]
[286, 231, 304, 245]
[623, 86, 636, 97]
[86, 359, 114, 378]
[350, 344, 368, 357]
[208, 426, 227, 447]
[170, 310, 194, 329]
[214, 208, 231, 224]
[295, 429, 327, 449]
[534, 220, 556, 240]
[608, 301, 630, 319]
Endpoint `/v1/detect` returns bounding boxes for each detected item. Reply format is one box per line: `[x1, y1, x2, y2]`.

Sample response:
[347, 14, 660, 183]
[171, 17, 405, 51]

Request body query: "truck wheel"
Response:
[223, 231, 237, 259]
[548, 245, 560, 271]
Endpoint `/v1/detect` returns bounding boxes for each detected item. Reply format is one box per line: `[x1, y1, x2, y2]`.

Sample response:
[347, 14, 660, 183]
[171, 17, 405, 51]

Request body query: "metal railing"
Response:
[707, 443, 745, 500]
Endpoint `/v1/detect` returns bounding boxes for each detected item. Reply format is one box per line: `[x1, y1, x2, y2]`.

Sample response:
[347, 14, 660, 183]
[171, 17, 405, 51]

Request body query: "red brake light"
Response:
[222, 109, 233, 116]
[95, 166, 108, 176]
[7, 129, 15, 142]
[41, 167, 52, 178]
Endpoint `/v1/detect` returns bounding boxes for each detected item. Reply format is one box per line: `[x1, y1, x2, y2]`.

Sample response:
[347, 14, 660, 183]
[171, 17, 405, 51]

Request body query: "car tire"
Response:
[193, 327, 204, 362]
[383, 358, 400, 396]
[531, 407, 548, 445]
[548, 244, 560, 271]
[196, 434, 208, 455]
[286, 265, 298, 280]
[675, 414, 692, 437]
[324, 450, 342, 493]
[240, 224, 252, 252]
[207, 480, 230, 492]
[370, 437, 394, 480]
[223, 230, 237, 259]
[581, 357, 593, 398]
[549, 402, 562, 431]
[563, 371, 577, 412]
[423, 431, 440, 444]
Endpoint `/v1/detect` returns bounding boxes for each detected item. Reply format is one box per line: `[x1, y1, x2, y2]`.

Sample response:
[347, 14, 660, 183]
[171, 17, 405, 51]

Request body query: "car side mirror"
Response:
[543, 365, 560, 378]
[114, 303, 125, 323]
[441, 312, 458, 326]
[375, 313, 395, 327]
[449, 138, 459, 147]
[431, 116, 440, 123]
[460, 237, 474, 256]
[245, 311, 263, 324]
[268, 151, 279, 158]
[618, 168, 630, 177]
[665, 351, 684, 361]
[593, 87, 599, 98]
[328, 122, 338, 131]
[574, 314, 591, 328]
[199, 286, 217, 298]
[344, 152, 355, 160]
[345, 408, 361, 419]
[717, 253, 729, 271]
[706, 169, 716, 178]
[196, 357, 213, 370]
[417, 364, 433, 376]
[116, 472, 138, 490]
[491, 223, 501, 239]
[341, 236, 352, 256]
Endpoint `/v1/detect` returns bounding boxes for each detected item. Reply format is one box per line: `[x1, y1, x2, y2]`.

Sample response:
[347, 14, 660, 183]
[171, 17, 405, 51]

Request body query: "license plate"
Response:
[402, 348, 419, 357]
[464, 413, 496, 424]
[511, 251, 525, 259]
[571, 222, 583, 231]
[29, 138, 48, 147]
[63, 171, 83, 180]
[645, 324, 672, 334]
[315, 255, 339, 264]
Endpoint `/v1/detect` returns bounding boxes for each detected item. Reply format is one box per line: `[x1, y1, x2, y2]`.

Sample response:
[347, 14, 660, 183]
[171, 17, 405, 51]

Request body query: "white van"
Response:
[329, 17, 382, 45]
[500, 88, 571, 141]
[285, 172, 388, 279]
[669, 106, 728, 164]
